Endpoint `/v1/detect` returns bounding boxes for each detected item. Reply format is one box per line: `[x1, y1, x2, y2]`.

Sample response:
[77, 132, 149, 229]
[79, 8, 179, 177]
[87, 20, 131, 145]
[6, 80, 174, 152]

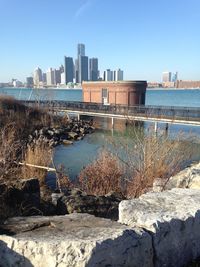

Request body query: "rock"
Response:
[62, 139, 73, 145]
[56, 189, 121, 220]
[165, 162, 200, 190]
[51, 192, 64, 206]
[68, 132, 78, 140]
[0, 214, 153, 267]
[47, 129, 54, 136]
[119, 188, 200, 267]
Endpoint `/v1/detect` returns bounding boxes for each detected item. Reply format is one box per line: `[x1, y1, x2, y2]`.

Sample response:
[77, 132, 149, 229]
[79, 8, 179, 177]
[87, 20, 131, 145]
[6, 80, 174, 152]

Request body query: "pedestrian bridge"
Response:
[23, 100, 200, 128]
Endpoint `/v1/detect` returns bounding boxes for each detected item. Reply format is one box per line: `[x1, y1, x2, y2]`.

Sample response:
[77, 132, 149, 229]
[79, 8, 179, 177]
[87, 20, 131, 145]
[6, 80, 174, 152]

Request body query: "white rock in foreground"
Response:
[166, 162, 200, 190]
[0, 213, 153, 267]
[119, 188, 200, 267]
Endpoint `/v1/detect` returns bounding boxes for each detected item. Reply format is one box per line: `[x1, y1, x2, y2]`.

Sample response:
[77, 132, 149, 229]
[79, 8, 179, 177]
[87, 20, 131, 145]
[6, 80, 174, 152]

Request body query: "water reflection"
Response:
[46, 117, 200, 188]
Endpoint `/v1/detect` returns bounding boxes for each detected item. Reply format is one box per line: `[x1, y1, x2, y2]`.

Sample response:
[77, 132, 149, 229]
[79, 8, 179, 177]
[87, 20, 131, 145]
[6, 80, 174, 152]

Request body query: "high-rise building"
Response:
[26, 77, 34, 87]
[33, 67, 43, 86]
[172, 72, 178, 82]
[64, 56, 74, 84]
[77, 43, 85, 57]
[78, 55, 88, 82]
[114, 68, 123, 81]
[46, 68, 55, 86]
[162, 72, 172, 83]
[104, 69, 113, 81]
[89, 58, 98, 81]
[42, 73, 47, 83]
[54, 69, 61, 84]
[75, 59, 79, 83]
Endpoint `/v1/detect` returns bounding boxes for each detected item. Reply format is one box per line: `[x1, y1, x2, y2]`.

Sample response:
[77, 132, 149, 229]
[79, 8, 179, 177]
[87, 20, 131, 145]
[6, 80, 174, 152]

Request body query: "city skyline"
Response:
[0, 0, 200, 82]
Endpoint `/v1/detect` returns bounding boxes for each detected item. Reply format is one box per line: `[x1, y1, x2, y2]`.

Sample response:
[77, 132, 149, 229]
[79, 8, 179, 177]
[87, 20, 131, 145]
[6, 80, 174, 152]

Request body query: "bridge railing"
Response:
[22, 100, 200, 122]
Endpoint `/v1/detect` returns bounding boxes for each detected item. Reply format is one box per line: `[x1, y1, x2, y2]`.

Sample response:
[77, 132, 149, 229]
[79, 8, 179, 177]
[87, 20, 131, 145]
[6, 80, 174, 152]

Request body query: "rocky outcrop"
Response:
[0, 178, 41, 221]
[54, 189, 124, 220]
[119, 188, 200, 267]
[29, 119, 95, 147]
[0, 214, 153, 267]
[152, 162, 200, 192]
[165, 162, 200, 190]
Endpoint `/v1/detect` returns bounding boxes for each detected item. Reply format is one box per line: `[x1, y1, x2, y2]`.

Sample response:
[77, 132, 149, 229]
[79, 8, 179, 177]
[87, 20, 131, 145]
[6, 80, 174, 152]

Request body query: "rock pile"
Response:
[28, 119, 95, 147]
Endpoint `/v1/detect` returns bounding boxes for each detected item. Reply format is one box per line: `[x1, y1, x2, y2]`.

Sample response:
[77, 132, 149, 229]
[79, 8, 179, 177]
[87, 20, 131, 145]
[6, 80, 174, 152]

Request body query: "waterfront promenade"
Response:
[23, 100, 200, 128]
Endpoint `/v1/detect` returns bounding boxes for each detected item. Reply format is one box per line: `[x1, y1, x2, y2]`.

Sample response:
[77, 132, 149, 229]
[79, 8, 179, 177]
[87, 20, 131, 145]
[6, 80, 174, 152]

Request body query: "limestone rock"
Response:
[119, 188, 200, 267]
[165, 162, 200, 190]
[0, 214, 153, 267]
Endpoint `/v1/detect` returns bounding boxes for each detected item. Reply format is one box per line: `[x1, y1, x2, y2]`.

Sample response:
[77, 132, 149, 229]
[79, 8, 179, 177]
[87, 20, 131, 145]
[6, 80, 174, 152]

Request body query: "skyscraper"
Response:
[46, 68, 55, 86]
[162, 72, 172, 83]
[76, 43, 89, 83]
[64, 56, 74, 84]
[26, 77, 33, 87]
[89, 58, 98, 81]
[114, 68, 123, 81]
[104, 69, 113, 81]
[77, 43, 85, 57]
[33, 67, 43, 86]
[172, 72, 178, 82]
[78, 55, 88, 82]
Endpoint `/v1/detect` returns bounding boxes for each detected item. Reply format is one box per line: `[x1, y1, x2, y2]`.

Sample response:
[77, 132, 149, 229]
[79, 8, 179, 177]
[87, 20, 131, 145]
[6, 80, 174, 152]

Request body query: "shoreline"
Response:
[1, 86, 200, 91]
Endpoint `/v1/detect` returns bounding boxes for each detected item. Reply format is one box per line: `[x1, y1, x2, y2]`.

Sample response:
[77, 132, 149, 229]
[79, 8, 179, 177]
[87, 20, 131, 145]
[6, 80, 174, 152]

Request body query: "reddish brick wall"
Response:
[82, 81, 147, 105]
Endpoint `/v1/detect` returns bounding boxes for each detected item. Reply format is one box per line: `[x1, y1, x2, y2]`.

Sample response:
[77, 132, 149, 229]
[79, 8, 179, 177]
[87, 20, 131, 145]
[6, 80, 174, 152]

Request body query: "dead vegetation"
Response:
[75, 125, 194, 198]
[21, 142, 53, 185]
[78, 150, 123, 196]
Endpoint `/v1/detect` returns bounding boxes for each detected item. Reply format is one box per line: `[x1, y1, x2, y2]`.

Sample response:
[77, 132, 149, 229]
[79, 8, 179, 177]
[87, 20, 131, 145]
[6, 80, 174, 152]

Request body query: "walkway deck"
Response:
[23, 101, 200, 127]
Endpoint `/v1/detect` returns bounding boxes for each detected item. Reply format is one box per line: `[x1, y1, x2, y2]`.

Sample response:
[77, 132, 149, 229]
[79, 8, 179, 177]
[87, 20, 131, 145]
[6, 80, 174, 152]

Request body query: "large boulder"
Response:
[55, 189, 123, 220]
[0, 214, 153, 267]
[165, 162, 200, 190]
[119, 188, 200, 267]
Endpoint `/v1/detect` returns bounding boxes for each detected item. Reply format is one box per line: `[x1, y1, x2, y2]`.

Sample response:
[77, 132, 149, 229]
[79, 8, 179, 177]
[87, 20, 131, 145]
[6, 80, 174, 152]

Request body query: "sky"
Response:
[0, 0, 200, 82]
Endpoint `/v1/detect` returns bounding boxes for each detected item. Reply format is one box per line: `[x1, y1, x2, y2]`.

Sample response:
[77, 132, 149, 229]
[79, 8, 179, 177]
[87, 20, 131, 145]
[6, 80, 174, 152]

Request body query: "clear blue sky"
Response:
[0, 0, 200, 82]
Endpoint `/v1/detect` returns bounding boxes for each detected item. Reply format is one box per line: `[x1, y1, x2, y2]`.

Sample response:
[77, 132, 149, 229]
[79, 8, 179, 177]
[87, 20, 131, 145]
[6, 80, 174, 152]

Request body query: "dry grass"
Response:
[0, 123, 23, 182]
[21, 142, 53, 185]
[78, 150, 123, 196]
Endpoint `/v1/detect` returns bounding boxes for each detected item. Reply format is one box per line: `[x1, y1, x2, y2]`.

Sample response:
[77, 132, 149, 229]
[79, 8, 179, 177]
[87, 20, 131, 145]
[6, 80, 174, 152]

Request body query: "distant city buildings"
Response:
[162, 71, 178, 88]
[104, 68, 124, 81]
[27, 43, 124, 88]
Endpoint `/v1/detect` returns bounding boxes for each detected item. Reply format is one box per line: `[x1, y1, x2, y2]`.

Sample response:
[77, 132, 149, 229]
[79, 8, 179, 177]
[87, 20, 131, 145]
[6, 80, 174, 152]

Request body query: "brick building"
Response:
[82, 81, 147, 105]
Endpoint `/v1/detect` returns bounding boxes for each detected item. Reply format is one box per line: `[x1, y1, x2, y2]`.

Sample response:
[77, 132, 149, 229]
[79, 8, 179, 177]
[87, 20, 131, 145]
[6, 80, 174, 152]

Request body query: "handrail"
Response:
[21, 100, 200, 122]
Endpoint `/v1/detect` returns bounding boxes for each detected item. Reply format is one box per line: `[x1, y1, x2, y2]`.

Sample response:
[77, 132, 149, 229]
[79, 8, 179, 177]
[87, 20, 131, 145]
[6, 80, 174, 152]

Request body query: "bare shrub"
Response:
[78, 150, 123, 196]
[21, 142, 53, 185]
[111, 125, 194, 198]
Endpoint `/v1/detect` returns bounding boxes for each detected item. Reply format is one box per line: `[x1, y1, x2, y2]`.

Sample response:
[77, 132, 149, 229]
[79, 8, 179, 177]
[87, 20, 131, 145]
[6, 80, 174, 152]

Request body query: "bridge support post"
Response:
[154, 122, 158, 133]
[165, 123, 169, 132]
[77, 113, 80, 121]
[111, 117, 114, 128]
